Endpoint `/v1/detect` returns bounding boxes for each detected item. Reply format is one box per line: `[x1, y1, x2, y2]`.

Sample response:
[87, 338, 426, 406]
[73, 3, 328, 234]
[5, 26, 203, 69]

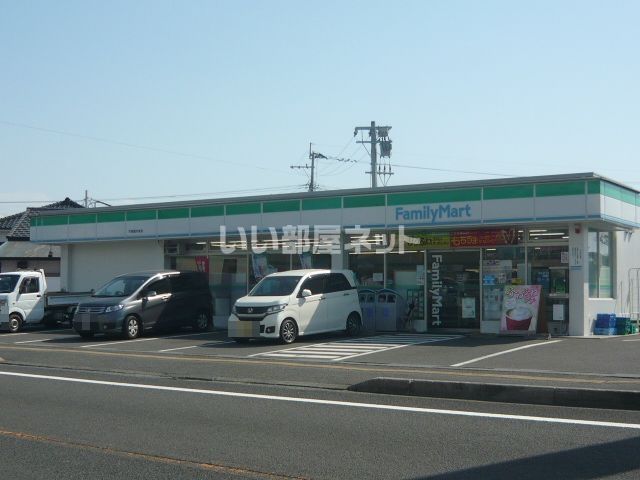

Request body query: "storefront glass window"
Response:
[427, 250, 480, 329]
[482, 247, 525, 322]
[184, 240, 208, 254]
[210, 255, 248, 320]
[386, 251, 424, 321]
[588, 230, 613, 298]
[528, 227, 569, 242]
[349, 253, 385, 289]
[292, 253, 331, 270]
[528, 245, 570, 324]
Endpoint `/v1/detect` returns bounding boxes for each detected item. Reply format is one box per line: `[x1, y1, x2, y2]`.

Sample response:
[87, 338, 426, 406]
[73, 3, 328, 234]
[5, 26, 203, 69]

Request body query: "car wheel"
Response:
[8, 313, 22, 333]
[192, 311, 210, 332]
[123, 315, 141, 339]
[78, 331, 93, 339]
[279, 319, 298, 344]
[346, 313, 361, 336]
[232, 338, 250, 344]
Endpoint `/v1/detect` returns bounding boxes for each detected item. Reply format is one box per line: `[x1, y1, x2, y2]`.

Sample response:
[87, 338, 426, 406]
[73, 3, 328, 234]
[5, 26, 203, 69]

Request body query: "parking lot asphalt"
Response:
[1, 325, 639, 409]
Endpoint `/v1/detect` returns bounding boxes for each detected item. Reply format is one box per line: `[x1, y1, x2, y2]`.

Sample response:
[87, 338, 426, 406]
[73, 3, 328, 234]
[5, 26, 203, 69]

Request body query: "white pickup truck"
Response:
[0, 270, 92, 333]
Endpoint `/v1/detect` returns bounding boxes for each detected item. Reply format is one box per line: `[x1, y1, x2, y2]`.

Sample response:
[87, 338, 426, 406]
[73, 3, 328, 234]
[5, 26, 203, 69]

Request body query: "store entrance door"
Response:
[426, 250, 481, 330]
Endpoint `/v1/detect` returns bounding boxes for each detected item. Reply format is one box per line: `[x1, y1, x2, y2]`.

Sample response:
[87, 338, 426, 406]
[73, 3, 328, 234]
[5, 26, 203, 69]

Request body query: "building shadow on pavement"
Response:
[411, 436, 640, 480]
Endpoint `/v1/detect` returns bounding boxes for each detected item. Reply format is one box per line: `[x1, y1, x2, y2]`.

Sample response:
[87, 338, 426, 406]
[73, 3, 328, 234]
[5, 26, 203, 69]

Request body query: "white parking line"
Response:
[158, 345, 199, 353]
[1, 332, 29, 337]
[1, 370, 639, 431]
[260, 353, 343, 360]
[451, 340, 563, 367]
[80, 337, 159, 348]
[78, 331, 222, 349]
[158, 340, 235, 352]
[14, 339, 52, 344]
[622, 339, 640, 342]
[159, 331, 220, 339]
[336, 343, 419, 361]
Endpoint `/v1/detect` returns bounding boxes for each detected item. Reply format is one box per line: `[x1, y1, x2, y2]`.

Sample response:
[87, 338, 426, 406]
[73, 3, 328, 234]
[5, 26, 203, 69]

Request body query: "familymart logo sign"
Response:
[394, 203, 472, 224]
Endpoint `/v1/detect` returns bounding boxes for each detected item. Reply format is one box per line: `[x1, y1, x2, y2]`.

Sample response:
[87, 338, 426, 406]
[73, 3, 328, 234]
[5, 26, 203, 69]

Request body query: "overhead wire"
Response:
[0, 120, 288, 173]
[0, 185, 307, 205]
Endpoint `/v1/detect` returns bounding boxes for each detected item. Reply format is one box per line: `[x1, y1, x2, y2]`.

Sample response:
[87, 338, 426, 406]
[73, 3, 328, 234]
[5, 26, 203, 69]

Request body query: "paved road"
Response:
[1, 364, 639, 479]
[1, 326, 638, 385]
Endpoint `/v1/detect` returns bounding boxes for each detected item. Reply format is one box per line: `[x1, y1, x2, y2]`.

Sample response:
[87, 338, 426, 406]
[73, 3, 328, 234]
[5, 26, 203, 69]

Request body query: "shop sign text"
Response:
[429, 254, 443, 327]
[395, 204, 472, 224]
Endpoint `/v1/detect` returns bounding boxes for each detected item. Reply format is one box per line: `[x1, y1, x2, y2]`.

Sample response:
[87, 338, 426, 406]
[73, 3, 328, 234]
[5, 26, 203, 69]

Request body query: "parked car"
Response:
[228, 269, 362, 344]
[0, 270, 92, 333]
[72, 270, 212, 339]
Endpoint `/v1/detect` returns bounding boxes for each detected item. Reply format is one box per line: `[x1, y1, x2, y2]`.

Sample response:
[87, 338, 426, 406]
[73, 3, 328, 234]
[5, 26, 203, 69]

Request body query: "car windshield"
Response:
[0, 275, 20, 293]
[93, 276, 149, 297]
[249, 276, 302, 297]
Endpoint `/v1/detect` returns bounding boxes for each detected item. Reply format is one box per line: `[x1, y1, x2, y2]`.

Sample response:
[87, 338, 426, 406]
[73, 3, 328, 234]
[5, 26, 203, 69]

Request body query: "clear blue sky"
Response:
[1, 0, 638, 216]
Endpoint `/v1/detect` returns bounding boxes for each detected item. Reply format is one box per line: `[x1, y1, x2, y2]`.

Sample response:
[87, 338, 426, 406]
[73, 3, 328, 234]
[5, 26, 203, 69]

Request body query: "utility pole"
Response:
[81, 190, 111, 208]
[354, 121, 393, 188]
[309, 143, 316, 193]
[290, 143, 327, 192]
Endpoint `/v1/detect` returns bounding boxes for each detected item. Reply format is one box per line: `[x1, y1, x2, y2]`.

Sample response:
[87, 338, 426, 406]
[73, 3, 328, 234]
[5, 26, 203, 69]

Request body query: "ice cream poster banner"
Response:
[500, 285, 541, 334]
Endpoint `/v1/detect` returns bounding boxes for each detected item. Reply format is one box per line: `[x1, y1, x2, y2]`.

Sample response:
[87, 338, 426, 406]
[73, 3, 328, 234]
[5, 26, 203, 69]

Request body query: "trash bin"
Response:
[374, 289, 407, 331]
[358, 289, 376, 332]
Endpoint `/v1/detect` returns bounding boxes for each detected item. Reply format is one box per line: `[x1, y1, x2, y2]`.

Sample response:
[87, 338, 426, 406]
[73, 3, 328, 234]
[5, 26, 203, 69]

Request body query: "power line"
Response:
[322, 154, 515, 178]
[0, 185, 306, 205]
[0, 120, 287, 174]
[96, 184, 306, 202]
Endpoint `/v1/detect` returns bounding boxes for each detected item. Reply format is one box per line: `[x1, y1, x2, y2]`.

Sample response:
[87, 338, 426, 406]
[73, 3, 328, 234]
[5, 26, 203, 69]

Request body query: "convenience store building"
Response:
[31, 173, 640, 336]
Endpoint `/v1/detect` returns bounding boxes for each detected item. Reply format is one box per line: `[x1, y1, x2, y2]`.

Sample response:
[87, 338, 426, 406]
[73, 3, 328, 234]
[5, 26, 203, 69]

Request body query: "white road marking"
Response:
[158, 345, 199, 353]
[623, 339, 640, 342]
[251, 334, 462, 361]
[0, 370, 638, 431]
[1, 332, 29, 337]
[336, 344, 422, 361]
[158, 331, 221, 339]
[78, 330, 223, 349]
[14, 339, 51, 344]
[451, 340, 563, 367]
[80, 337, 160, 348]
[157, 341, 235, 353]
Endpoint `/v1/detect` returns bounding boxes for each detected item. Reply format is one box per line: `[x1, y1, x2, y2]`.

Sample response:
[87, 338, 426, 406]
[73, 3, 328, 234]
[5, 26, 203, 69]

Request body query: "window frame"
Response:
[588, 230, 614, 299]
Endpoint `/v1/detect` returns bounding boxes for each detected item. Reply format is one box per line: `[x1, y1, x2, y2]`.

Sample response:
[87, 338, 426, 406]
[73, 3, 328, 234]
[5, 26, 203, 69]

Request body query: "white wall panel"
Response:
[67, 240, 164, 291]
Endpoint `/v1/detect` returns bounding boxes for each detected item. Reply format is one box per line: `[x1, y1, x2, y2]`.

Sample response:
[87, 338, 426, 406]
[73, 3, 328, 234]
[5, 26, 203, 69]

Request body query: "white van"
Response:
[227, 269, 362, 344]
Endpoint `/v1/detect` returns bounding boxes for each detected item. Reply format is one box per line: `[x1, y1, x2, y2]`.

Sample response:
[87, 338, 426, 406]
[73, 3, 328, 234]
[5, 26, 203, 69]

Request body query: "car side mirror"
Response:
[301, 289, 312, 298]
[146, 290, 157, 298]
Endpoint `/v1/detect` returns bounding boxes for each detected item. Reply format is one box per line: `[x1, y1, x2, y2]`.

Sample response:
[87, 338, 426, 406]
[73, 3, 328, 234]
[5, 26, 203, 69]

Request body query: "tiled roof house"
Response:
[0, 197, 83, 242]
[0, 198, 83, 288]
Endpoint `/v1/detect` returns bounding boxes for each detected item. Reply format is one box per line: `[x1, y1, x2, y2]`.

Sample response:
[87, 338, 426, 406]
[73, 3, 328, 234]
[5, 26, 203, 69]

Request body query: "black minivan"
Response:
[72, 270, 213, 339]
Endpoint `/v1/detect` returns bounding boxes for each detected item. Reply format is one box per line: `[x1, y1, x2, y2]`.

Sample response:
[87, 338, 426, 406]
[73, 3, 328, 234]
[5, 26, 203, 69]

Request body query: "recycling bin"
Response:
[374, 289, 407, 331]
[358, 289, 376, 332]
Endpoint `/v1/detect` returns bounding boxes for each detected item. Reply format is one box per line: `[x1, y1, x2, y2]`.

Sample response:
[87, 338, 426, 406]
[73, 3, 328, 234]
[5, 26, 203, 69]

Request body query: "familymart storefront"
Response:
[31, 173, 640, 336]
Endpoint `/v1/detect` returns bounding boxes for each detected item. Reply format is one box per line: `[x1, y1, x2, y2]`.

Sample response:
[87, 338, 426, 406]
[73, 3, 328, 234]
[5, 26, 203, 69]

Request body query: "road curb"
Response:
[348, 377, 640, 411]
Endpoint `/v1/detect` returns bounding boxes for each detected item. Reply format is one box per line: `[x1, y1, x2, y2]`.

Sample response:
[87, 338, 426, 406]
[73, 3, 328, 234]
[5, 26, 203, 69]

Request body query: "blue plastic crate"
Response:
[594, 327, 618, 336]
[616, 317, 630, 326]
[595, 314, 616, 328]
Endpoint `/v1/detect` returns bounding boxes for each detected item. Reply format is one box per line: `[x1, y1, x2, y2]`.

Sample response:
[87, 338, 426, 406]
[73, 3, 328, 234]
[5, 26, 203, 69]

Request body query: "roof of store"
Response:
[28, 172, 640, 217]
